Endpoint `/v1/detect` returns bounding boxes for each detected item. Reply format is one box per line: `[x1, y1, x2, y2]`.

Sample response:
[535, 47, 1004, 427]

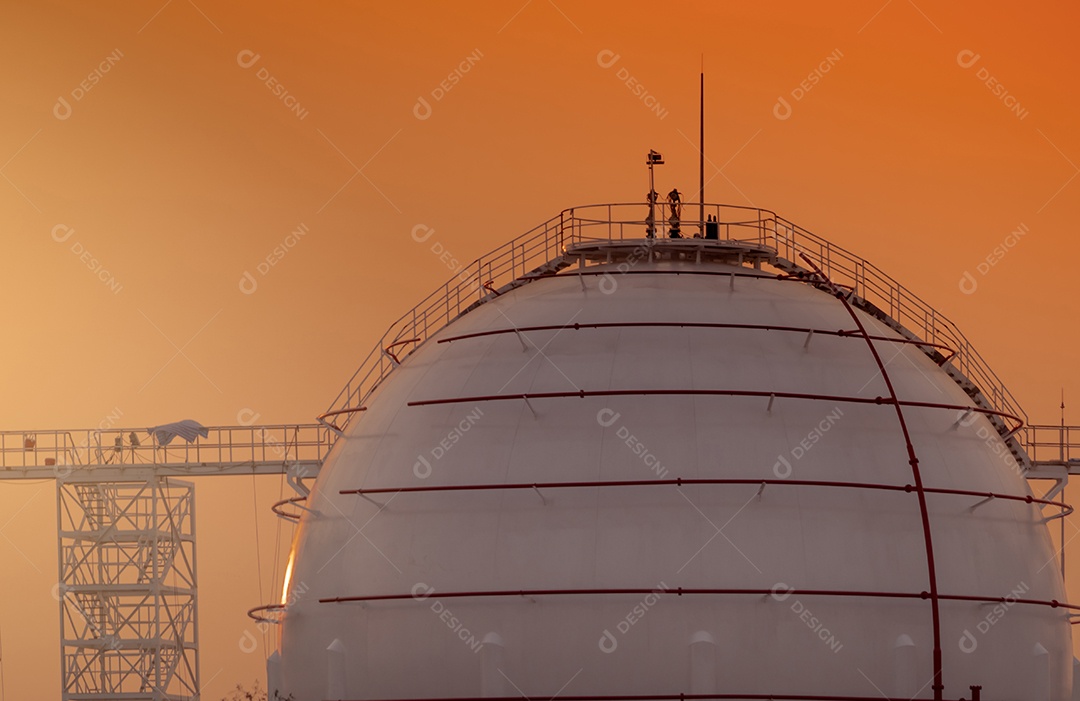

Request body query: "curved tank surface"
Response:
[275, 208, 1073, 701]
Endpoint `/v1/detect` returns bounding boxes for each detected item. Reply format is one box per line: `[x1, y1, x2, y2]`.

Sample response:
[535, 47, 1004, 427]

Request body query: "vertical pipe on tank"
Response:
[327, 638, 347, 699]
[480, 632, 506, 697]
[1071, 657, 1080, 701]
[689, 631, 716, 694]
[1032, 643, 1050, 701]
[893, 634, 918, 698]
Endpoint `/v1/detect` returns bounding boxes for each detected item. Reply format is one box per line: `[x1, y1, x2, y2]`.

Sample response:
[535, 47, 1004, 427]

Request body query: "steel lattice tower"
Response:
[57, 477, 199, 701]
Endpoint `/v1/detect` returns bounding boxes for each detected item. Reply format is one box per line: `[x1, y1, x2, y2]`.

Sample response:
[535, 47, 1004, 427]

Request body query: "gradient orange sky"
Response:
[2, 1, 1079, 698]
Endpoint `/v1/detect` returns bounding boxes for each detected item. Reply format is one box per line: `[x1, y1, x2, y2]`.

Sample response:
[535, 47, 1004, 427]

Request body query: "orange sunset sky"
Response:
[2, 1, 1079, 698]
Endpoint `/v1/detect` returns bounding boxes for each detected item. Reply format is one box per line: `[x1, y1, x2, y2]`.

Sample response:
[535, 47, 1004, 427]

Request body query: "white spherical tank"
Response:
[276, 231, 1071, 701]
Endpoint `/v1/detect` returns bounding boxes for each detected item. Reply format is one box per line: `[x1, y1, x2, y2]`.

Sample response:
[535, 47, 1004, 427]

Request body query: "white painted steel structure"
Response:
[274, 204, 1080, 701]
[0, 425, 330, 701]
[57, 477, 199, 700]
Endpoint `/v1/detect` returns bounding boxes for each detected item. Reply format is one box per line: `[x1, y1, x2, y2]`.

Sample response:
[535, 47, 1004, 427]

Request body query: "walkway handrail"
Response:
[760, 212, 1028, 430]
[1021, 424, 1080, 465]
[319, 202, 1029, 459]
[0, 424, 332, 472]
[318, 209, 571, 437]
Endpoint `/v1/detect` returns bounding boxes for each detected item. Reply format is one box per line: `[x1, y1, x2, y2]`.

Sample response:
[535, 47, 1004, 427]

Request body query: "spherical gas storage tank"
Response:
[275, 217, 1072, 701]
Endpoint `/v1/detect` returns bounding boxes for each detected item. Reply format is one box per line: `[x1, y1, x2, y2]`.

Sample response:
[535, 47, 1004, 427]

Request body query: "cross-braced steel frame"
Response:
[57, 477, 199, 701]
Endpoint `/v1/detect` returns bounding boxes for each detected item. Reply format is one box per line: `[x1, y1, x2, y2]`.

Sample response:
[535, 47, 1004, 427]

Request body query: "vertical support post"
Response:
[480, 633, 506, 697]
[893, 634, 918, 697]
[646, 150, 664, 238]
[327, 639, 347, 698]
[1031, 643, 1050, 701]
[689, 631, 716, 694]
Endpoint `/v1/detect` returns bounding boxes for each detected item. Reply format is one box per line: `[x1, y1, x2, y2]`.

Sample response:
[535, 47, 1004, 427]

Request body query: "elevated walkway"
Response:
[0, 423, 331, 700]
[0, 423, 330, 481]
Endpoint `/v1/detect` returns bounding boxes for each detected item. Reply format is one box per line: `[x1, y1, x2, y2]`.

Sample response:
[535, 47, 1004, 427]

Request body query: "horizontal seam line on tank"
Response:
[316, 587, 1079, 612]
[337, 478, 1067, 512]
[405, 389, 1022, 433]
[436, 321, 954, 357]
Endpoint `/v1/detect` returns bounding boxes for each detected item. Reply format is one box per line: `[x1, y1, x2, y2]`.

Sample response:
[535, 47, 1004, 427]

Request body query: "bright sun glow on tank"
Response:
[280, 550, 296, 606]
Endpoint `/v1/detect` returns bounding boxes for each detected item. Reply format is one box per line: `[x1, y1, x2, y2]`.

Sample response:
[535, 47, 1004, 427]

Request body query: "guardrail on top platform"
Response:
[318, 202, 1027, 456]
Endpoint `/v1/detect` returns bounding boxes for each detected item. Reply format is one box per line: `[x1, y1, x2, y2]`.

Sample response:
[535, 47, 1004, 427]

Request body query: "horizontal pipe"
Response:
[316, 406, 367, 435]
[319, 586, 1079, 612]
[270, 495, 308, 522]
[385, 338, 422, 364]
[328, 694, 970, 701]
[337, 477, 1069, 515]
[247, 603, 286, 624]
[436, 321, 955, 358]
[405, 389, 1024, 434]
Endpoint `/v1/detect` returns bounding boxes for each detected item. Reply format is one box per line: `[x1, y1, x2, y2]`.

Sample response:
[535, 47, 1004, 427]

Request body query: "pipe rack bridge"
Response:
[0, 423, 331, 701]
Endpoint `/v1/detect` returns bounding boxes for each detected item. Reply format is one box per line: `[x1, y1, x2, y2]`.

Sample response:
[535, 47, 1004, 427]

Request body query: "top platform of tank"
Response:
[557, 202, 783, 267]
[564, 237, 776, 268]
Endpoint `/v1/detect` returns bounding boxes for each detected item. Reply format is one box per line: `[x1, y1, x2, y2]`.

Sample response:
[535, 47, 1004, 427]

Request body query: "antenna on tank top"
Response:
[699, 54, 705, 238]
